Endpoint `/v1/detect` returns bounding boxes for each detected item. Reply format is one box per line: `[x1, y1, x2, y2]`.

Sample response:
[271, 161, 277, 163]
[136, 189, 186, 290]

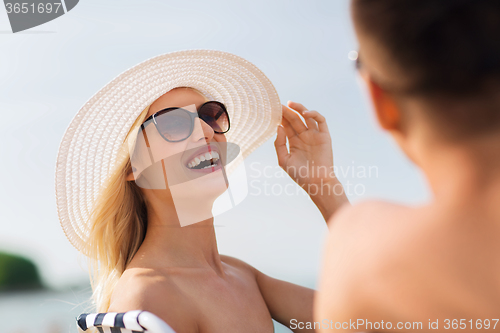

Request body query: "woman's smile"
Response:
[183, 143, 223, 174]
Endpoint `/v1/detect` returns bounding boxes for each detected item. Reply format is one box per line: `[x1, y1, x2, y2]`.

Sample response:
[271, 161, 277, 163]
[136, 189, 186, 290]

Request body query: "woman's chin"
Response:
[168, 174, 229, 226]
[169, 168, 228, 203]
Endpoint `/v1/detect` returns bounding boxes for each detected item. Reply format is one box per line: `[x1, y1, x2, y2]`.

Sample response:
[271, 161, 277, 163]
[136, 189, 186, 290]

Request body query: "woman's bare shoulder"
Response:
[109, 268, 170, 303]
[220, 255, 252, 268]
[220, 255, 257, 276]
[108, 267, 198, 332]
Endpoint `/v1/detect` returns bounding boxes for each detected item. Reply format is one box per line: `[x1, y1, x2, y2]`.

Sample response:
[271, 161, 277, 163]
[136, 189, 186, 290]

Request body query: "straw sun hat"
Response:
[56, 49, 282, 253]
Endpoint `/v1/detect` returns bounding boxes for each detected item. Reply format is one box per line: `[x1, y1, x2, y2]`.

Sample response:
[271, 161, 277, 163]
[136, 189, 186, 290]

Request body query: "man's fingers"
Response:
[303, 110, 329, 133]
[274, 125, 289, 168]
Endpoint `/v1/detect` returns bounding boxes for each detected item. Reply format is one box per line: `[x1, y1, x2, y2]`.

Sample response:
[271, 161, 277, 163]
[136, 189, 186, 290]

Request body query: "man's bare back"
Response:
[316, 196, 500, 331]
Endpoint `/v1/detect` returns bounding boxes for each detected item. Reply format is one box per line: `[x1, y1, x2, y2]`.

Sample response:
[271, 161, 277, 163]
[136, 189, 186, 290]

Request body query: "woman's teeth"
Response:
[187, 151, 220, 169]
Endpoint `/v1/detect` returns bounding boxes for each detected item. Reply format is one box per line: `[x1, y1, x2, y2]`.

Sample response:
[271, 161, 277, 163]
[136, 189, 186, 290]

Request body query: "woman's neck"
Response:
[130, 193, 225, 277]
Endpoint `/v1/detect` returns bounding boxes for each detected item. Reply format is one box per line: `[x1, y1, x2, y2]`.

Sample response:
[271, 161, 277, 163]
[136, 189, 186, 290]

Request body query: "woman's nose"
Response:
[191, 116, 214, 143]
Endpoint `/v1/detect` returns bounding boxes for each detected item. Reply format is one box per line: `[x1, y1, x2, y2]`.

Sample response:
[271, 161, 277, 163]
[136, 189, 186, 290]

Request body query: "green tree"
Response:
[0, 252, 43, 291]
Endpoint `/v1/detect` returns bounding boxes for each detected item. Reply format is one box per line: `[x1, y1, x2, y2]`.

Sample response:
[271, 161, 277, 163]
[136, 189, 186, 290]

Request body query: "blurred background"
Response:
[0, 0, 430, 332]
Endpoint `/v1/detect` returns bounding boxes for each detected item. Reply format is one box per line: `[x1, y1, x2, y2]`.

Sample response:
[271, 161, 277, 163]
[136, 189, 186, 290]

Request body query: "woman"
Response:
[56, 50, 347, 332]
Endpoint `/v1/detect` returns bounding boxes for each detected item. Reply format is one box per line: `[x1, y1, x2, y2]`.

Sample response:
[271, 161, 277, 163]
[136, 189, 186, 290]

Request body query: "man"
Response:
[313, 1, 500, 331]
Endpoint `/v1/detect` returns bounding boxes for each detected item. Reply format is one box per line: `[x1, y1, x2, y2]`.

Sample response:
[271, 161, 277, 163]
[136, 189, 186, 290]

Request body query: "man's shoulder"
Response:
[327, 200, 420, 246]
[317, 200, 460, 322]
[327, 200, 445, 268]
[320, 203, 426, 292]
[330, 199, 411, 225]
[327, 200, 460, 257]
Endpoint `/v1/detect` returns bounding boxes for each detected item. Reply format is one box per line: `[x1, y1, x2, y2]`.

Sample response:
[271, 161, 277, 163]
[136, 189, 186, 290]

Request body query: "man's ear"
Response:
[367, 78, 401, 132]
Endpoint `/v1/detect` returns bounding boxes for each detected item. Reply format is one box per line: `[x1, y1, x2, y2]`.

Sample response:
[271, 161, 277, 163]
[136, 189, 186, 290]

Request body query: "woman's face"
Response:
[128, 87, 230, 218]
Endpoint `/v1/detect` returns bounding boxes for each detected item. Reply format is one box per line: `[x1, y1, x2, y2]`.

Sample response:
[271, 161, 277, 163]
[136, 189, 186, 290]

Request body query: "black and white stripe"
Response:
[77, 310, 176, 333]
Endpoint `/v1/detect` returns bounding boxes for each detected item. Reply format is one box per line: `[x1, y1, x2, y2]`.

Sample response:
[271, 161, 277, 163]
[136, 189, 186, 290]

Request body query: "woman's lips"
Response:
[186, 157, 223, 173]
[183, 143, 223, 173]
[187, 150, 220, 169]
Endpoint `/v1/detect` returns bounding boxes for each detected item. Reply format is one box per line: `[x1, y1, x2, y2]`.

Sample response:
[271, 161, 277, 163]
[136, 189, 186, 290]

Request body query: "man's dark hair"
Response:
[353, 0, 500, 138]
[353, 0, 500, 96]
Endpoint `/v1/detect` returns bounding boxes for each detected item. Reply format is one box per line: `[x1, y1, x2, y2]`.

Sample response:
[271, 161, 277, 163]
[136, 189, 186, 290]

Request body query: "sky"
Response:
[0, 0, 430, 290]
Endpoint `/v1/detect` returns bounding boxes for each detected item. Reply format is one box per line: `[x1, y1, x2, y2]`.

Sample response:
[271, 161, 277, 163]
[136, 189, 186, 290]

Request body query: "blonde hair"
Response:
[85, 104, 151, 312]
[85, 86, 207, 313]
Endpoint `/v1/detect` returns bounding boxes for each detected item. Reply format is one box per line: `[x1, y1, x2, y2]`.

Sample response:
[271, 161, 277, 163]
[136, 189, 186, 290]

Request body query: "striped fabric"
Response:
[77, 310, 176, 333]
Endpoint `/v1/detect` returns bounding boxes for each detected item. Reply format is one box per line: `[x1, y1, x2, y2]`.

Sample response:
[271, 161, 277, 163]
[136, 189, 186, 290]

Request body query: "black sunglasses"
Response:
[141, 101, 230, 142]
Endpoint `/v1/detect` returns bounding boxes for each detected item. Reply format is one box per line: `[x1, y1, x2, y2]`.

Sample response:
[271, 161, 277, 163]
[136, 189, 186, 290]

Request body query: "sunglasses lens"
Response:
[199, 102, 230, 133]
[155, 108, 192, 141]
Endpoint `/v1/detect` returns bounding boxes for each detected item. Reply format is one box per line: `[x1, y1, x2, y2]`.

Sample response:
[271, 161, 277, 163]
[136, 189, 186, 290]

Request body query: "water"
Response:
[0, 287, 291, 333]
[0, 287, 92, 333]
